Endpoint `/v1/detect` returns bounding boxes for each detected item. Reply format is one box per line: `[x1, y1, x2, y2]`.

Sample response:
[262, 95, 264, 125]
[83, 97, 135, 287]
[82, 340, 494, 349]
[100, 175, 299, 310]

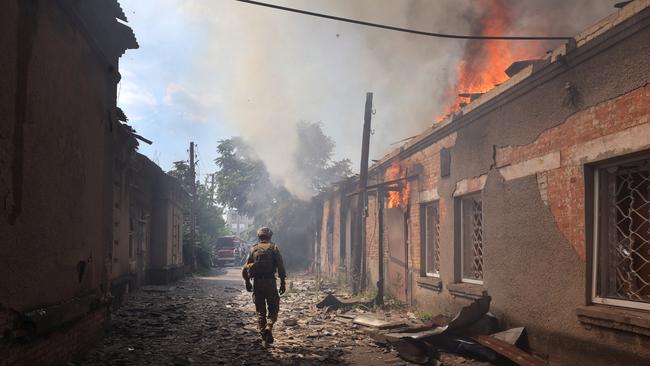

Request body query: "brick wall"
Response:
[496, 84, 650, 260]
[0, 308, 107, 366]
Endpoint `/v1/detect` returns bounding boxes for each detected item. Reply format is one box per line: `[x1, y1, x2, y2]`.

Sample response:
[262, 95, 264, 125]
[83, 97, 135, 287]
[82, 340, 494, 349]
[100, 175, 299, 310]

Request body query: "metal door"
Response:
[385, 208, 407, 302]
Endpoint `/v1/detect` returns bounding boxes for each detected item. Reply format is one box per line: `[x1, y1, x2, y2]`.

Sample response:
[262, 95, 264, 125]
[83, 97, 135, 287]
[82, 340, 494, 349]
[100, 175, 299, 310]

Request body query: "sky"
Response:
[118, 0, 615, 197]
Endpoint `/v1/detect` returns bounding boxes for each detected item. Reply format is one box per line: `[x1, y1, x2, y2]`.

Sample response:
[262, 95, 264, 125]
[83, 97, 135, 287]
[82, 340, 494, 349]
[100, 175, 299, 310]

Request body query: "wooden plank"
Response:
[475, 335, 544, 366]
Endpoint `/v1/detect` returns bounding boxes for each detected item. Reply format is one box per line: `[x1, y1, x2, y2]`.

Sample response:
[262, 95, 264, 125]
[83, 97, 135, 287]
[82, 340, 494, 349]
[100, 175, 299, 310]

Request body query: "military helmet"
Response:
[257, 226, 273, 240]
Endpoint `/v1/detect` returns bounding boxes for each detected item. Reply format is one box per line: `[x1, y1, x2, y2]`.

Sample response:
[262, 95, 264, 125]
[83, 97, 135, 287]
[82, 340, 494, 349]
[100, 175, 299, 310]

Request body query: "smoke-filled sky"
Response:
[118, 0, 615, 198]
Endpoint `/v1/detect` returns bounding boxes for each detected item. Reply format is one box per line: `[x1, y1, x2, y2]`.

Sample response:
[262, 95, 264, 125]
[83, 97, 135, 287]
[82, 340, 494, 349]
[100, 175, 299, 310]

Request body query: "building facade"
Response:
[317, 2, 650, 365]
[0, 1, 186, 364]
[0, 1, 138, 364]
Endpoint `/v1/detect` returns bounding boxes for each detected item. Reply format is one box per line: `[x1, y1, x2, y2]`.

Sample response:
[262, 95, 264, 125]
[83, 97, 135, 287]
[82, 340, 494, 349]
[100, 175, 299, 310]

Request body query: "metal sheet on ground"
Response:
[353, 315, 407, 329]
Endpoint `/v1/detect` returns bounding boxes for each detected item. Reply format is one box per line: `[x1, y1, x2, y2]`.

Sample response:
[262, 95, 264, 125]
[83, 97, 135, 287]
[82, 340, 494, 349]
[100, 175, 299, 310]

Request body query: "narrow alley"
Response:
[3, 1, 650, 365]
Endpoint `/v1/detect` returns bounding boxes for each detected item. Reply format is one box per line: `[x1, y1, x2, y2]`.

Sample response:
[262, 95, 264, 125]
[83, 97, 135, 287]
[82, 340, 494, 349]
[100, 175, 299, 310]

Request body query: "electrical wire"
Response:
[236, 0, 574, 41]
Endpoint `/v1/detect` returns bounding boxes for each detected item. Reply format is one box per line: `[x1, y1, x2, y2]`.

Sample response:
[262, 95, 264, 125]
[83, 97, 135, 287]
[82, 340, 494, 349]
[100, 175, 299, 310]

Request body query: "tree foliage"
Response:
[294, 121, 352, 193]
[168, 160, 228, 270]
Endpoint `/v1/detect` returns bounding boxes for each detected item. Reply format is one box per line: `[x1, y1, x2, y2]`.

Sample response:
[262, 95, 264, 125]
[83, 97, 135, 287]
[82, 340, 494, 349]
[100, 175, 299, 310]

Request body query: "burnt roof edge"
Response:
[367, 3, 650, 175]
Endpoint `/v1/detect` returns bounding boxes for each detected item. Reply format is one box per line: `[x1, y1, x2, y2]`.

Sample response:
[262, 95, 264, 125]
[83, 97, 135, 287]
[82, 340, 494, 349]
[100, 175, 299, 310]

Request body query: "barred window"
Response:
[423, 202, 441, 277]
[593, 157, 650, 310]
[460, 194, 483, 283]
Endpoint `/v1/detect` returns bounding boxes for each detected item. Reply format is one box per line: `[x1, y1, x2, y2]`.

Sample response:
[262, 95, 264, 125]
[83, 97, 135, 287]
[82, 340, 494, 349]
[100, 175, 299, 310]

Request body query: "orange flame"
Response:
[436, 0, 545, 122]
[384, 161, 410, 209]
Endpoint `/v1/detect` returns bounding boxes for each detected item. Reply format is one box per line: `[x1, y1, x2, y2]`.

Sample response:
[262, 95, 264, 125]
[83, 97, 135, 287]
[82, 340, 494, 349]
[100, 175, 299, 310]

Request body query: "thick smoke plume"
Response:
[179, 0, 613, 199]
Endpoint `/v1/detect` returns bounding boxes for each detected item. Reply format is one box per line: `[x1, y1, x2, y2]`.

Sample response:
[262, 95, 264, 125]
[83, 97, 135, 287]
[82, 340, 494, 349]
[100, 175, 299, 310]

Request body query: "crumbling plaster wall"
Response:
[0, 0, 117, 311]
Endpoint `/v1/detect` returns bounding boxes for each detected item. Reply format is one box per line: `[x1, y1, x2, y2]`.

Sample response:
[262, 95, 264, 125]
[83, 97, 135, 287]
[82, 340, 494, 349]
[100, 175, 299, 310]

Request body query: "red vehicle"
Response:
[213, 236, 247, 267]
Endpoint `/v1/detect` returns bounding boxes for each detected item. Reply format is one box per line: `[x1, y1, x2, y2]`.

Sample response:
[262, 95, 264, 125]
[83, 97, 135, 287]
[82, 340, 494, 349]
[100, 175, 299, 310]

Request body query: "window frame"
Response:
[590, 154, 650, 311]
[421, 201, 441, 278]
[458, 192, 484, 285]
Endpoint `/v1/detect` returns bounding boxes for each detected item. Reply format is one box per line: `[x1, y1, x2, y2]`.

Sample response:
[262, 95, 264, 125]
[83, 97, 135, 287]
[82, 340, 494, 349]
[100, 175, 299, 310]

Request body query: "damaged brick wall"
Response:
[0, 0, 137, 364]
[496, 85, 650, 260]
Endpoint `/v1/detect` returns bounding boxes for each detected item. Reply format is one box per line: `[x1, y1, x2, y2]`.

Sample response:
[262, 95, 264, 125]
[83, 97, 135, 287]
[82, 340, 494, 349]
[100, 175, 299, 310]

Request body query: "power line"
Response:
[236, 0, 573, 41]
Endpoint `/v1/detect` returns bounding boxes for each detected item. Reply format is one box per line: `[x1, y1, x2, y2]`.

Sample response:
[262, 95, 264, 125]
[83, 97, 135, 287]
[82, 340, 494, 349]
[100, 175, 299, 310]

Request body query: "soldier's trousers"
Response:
[252, 278, 280, 333]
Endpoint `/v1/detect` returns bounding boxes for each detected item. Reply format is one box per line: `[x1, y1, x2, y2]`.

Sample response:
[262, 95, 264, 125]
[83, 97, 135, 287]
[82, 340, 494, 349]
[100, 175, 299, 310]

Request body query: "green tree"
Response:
[294, 121, 352, 193]
[167, 161, 228, 270]
[214, 138, 272, 217]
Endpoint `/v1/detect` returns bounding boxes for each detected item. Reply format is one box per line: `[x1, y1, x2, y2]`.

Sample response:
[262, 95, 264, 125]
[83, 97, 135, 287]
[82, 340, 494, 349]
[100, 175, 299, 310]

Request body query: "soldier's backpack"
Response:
[250, 244, 276, 277]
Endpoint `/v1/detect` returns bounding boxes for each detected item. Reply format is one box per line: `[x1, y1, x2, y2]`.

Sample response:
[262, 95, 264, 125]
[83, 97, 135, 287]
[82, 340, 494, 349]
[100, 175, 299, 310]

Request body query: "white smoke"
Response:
[176, 0, 614, 199]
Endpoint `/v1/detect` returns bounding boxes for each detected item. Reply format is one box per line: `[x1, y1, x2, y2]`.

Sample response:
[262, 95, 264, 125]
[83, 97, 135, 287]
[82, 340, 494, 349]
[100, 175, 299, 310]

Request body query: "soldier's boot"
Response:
[265, 323, 274, 344]
[261, 329, 269, 348]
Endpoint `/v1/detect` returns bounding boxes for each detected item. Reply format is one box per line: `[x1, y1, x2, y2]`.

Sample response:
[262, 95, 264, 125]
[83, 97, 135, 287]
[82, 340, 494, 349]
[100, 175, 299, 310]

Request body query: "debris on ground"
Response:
[352, 314, 407, 329]
[375, 295, 542, 366]
[79, 271, 536, 365]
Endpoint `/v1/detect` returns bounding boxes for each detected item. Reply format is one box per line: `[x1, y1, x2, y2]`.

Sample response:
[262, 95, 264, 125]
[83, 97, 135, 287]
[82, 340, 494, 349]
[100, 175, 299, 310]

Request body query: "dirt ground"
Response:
[78, 268, 490, 365]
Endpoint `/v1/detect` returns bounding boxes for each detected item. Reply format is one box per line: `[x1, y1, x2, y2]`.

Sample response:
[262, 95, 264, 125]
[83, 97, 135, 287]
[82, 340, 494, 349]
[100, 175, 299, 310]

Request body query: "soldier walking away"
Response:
[242, 227, 286, 347]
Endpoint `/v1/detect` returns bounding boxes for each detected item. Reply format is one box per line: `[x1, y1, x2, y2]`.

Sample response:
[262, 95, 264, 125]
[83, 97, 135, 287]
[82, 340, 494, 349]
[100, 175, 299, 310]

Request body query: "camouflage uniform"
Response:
[242, 228, 286, 345]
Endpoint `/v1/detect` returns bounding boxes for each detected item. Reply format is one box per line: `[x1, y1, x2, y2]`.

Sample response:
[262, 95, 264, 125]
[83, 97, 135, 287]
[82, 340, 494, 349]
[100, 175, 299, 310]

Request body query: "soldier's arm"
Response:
[274, 246, 287, 280]
[242, 249, 254, 281]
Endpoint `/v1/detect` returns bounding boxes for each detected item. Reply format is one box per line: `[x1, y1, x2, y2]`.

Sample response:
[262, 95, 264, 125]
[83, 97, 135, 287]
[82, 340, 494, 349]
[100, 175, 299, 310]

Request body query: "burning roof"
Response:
[368, 0, 650, 176]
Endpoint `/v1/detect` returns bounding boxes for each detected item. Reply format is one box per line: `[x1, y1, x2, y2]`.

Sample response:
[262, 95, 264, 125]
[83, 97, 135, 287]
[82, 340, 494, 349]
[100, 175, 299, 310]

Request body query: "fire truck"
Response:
[212, 236, 247, 267]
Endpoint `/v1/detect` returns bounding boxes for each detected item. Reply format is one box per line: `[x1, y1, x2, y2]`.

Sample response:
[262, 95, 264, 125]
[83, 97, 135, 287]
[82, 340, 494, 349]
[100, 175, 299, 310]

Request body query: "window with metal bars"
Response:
[593, 156, 650, 310]
[422, 202, 441, 277]
[460, 193, 484, 283]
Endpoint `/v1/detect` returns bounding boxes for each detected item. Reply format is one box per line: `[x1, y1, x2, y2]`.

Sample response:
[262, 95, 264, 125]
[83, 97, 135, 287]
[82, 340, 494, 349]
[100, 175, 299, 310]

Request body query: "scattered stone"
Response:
[283, 318, 298, 326]
[80, 270, 489, 366]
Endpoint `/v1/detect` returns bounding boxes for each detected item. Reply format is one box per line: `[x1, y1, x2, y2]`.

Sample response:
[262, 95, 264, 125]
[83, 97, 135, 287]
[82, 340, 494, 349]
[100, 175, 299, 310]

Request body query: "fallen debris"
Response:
[378, 295, 542, 366]
[447, 295, 491, 330]
[490, 327, 525, 345]
[388, 337, 436, 364]
[476, 334, 544, 366]
[316, 293, 373, 311]
[353, 315, 407, 329]
[283, 318, 298, 326]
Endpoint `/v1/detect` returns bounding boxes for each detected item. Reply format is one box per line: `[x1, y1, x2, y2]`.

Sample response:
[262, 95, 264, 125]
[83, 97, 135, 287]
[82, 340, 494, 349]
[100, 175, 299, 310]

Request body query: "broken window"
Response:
[422, 202, 441, 277]
[460, 193, 483, 283]
[593, 156, 650, 310]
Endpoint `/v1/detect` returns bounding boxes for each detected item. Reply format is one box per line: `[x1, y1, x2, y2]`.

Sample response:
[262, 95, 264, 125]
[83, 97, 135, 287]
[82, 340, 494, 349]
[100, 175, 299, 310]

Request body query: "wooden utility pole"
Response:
[354, 92, 373, 293]
[210, 173, 216, 205]
[189, 141, 197, 271]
